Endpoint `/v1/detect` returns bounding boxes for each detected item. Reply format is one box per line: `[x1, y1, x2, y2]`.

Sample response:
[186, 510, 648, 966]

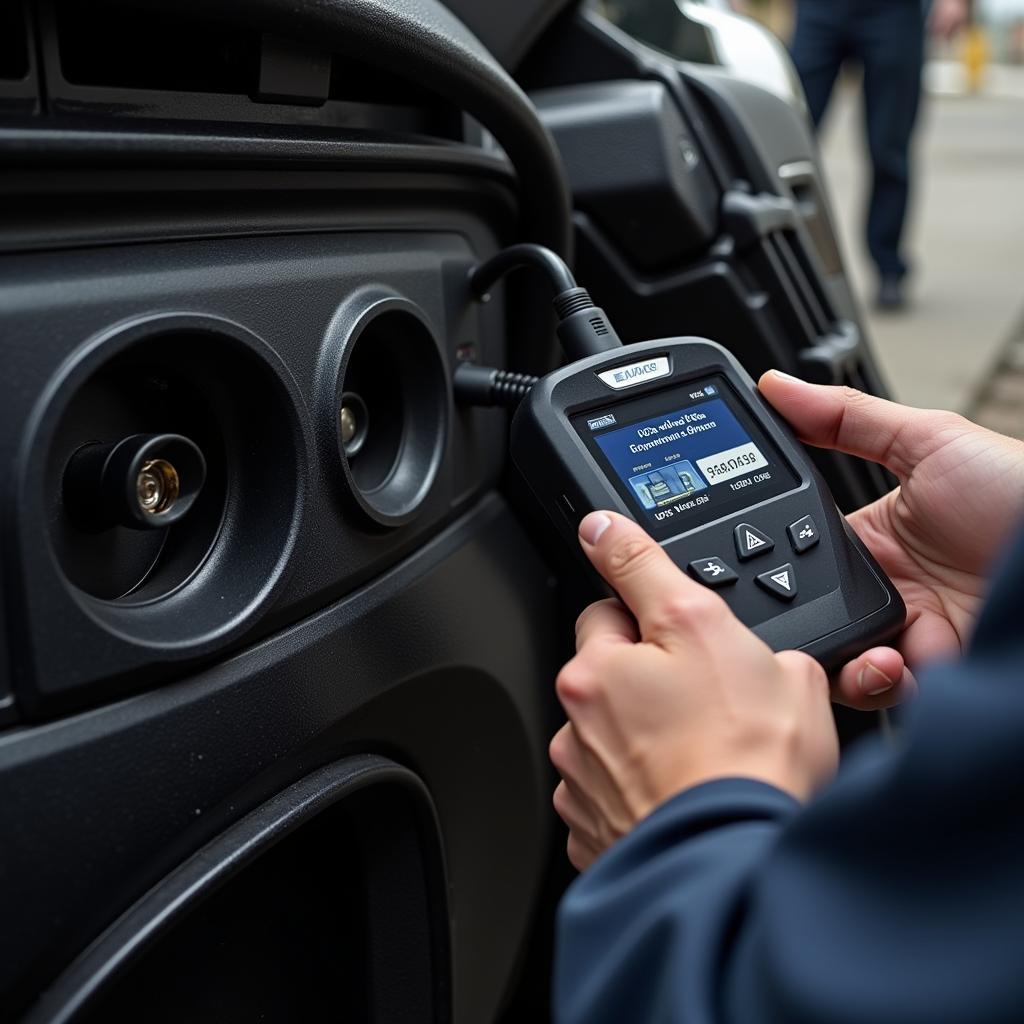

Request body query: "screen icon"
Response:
[627, 462, 706, 509]
[587, 413, 617, 431]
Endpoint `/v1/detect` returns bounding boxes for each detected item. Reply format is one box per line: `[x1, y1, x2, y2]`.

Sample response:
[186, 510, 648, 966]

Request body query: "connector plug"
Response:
[453, 363, 538, 409]
[552, 287, 623, 362]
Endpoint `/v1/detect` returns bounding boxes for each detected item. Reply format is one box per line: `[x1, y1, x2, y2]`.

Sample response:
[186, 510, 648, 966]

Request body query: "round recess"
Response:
[320, 291, 448, 528]
[37, 314, 307, 650]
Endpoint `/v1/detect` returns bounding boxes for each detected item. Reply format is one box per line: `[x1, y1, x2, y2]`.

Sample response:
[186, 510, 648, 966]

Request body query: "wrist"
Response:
[648, 746, 832, 811]
[607, 775, 803, 856]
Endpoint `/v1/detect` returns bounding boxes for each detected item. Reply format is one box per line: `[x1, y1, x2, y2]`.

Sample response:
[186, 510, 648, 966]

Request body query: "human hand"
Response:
[929, 0, 970, 40]
[550, 511, 838, 871]
[759, 371, 1024, 704]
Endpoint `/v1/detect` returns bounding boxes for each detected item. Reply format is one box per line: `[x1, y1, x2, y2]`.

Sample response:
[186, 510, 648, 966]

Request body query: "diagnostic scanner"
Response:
[511, 337, 906, 669]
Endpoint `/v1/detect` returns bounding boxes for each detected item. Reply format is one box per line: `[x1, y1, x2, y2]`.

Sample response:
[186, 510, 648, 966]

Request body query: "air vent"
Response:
[41, 0, 461, 136]
[54, 1, 261, 95]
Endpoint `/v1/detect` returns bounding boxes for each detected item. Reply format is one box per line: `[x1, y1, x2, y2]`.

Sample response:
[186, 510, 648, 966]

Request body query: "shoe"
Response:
[875, 276, 907, 312]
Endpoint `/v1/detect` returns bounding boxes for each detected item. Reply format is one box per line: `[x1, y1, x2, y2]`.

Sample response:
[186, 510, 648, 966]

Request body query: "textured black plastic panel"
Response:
[0, 228, 510, 712]
[679, 70, 865, 323]
[445, 0, 572, 70]
[25, 756, 451, 1024]
[534, 80, 717, 270]
[0, 496, 558, 1022]
[0, 119, 516, 178]
[118, 0, 571, 256]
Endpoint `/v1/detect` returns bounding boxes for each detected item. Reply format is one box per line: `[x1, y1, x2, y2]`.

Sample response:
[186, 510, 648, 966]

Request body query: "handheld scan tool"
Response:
[510, 338, 905, 669]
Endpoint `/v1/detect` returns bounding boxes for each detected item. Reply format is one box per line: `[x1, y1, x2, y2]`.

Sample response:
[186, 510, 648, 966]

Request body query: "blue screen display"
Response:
[587, 383, 790, 530]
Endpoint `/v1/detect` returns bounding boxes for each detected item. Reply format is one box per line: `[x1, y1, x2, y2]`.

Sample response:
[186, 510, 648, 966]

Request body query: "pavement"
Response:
[815, 65, 1024, 436]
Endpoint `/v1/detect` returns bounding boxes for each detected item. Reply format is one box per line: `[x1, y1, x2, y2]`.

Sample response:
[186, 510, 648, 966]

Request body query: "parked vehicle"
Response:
[0, 1, 894, 1019]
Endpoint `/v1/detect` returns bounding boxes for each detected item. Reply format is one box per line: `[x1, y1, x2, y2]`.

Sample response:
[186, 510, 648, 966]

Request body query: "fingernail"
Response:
[579, 512, 612, 546]
[770, 369, 801, 382]
[859, 662, 895, 696]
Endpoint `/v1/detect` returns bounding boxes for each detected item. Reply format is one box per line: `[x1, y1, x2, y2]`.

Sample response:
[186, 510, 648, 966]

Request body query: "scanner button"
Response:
[734, 523, 775, 560]
[788, 515, 820, 553]
[688, 557, 739, 588]
[756, 563, 798, 601]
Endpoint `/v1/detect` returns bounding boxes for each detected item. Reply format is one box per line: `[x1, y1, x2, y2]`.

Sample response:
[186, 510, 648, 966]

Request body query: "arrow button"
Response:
[688, 557, 739, 589]
[733, 523, 775, 560]
[756, 563, 798, 601]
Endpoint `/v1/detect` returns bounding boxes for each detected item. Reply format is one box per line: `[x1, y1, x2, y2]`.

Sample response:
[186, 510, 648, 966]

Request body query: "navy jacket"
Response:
[555, 528, 1024, 1024]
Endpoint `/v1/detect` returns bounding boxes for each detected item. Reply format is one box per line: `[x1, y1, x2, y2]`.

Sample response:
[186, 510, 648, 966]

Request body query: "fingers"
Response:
[549, 722, 577, 778]
[892, 607, 964, 672]
[774, 648, 829, 691]
[578, 510, 731, 648]
[575, 598, 639, 653]
[550, 730, 603, 871]
[553, 780, 595, 837]
[833, 647, 918, 710]
[757, 370, 958, 478]
[566, 833, 596, 872]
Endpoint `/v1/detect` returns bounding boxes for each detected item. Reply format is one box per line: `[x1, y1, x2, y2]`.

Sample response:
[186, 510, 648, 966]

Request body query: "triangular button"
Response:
[756, 563, 798, 601]
[734, 523, 775, 560]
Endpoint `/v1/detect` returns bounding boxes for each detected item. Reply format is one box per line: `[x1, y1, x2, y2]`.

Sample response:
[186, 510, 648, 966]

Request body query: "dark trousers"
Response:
[790, 0, 925, 280]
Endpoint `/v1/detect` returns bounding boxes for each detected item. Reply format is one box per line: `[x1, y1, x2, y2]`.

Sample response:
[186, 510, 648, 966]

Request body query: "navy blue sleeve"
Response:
[555, 779, 800, 1024]
[555, 528, 1024, 1024]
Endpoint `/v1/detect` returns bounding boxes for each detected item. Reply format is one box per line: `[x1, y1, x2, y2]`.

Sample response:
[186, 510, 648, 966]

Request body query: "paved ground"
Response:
[816, 68, 1024, 436]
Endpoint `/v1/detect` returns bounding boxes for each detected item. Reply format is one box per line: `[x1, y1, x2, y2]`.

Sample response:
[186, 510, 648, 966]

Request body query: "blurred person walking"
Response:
[790, 0, 969, 311]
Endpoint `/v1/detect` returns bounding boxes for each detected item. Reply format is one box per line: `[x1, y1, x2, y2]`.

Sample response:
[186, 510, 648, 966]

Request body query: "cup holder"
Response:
[320, 291, 448, 528]
[38, 314, 306, 649]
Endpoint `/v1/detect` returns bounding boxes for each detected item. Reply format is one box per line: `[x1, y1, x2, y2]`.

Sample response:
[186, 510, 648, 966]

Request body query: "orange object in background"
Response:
[963, 23, 990, 92]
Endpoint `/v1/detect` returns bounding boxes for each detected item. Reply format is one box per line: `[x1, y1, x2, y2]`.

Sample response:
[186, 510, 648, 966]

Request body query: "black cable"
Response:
[455, 243, 626, 410]
[469, 243, 623, 363]
[469, 243, 578, 298]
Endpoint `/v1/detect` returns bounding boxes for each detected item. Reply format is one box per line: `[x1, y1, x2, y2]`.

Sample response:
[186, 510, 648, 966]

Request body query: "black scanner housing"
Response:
[511, 338, 905, 670]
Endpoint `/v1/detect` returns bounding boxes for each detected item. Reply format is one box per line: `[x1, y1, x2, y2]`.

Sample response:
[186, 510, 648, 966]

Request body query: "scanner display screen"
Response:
[574, 377, 799, 537]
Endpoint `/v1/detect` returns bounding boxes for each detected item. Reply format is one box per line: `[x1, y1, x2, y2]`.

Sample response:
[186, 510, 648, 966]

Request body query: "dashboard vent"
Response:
[54, 2, 260, 95]
[33, 0, 461, 138]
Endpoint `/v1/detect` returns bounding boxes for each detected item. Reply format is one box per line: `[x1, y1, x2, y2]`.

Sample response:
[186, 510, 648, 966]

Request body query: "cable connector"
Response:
[550, 286, 621, 363]
[469, 243, 623, 362]
[453, 363, 538, 410]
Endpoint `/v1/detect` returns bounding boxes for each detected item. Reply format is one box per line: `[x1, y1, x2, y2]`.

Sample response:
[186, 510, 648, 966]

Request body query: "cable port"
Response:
[64, 433, 207, 532]
[321, 293, 448, 529]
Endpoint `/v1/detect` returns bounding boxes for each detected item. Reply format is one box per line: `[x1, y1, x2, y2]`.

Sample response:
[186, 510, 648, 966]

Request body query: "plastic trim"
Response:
[22, 755, 451, 1024]
[122, 0, 572, 256]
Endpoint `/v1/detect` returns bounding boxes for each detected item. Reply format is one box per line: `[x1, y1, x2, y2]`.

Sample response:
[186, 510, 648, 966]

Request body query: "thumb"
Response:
[757, 370, 948, 478]
[578, 510, 730, 646]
